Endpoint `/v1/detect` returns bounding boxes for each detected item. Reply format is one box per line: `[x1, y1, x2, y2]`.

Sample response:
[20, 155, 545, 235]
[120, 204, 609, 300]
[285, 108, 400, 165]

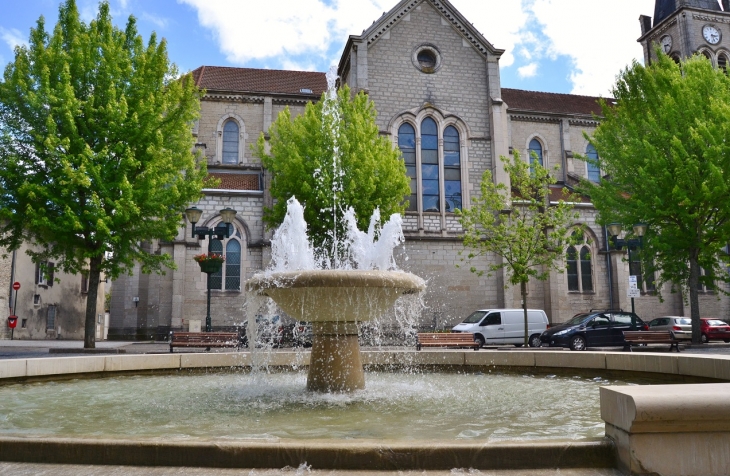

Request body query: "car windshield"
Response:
[462, 311, 487, 324]
[705, 319, 726, 326]
[675, 318, 691, 325]
[562, 313, 592, 326]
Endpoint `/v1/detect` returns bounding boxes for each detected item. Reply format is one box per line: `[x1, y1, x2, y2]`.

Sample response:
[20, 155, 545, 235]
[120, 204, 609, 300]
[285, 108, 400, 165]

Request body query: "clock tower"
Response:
[639, 0, 730, 70]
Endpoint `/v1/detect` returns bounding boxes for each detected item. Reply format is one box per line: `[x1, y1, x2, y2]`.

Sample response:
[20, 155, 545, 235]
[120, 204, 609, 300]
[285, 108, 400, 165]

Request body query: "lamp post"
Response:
[607, 223, 648, 315]
[185, 206, 238, 332]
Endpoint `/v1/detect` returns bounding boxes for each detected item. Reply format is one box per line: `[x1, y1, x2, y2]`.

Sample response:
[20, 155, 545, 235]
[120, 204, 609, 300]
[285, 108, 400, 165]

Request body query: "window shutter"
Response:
[35, 262, 41, 285]
[47, 262, 55, 287]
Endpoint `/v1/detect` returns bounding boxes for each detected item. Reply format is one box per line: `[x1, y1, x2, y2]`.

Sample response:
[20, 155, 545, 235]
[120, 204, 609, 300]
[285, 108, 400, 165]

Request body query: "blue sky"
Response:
[0, 0, 658, 97]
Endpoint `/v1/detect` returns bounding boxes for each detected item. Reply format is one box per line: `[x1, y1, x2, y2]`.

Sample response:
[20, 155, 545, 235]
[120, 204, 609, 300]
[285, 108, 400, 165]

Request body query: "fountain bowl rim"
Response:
[245, 269, 426, 293]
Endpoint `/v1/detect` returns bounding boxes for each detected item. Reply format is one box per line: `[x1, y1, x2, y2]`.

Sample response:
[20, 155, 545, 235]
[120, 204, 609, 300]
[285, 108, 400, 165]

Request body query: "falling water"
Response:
[245, 66, 419, 359]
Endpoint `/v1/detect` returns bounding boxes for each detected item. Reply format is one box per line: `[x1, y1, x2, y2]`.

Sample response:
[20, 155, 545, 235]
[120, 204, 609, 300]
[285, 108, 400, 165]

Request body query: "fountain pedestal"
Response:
[245, 270, 425, 392]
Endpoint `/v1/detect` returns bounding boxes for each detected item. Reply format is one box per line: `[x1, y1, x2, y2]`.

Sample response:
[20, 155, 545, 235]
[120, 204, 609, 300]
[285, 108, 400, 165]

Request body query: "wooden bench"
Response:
[416, 332, 480, 351]
[169, 332, 241, 352]
[623, 330, 681, 353]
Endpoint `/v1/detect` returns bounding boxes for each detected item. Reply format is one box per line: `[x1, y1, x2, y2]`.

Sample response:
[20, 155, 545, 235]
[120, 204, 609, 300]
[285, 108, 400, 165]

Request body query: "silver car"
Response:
[647, 316, 692, 340]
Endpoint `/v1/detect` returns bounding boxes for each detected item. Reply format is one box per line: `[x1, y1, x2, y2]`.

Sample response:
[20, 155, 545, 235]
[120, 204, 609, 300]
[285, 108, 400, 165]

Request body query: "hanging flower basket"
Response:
[194, 253, 225, 274]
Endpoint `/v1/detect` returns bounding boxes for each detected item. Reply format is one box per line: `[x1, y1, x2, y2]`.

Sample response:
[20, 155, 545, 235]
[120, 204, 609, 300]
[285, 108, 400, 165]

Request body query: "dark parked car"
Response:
[700, 318, 730, 343]
[540, 310, 648, 351]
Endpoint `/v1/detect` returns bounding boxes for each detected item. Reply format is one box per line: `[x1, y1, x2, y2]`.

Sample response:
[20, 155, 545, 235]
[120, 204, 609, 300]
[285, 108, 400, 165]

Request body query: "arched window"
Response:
[586, 143, 600, 182]
[719, 53, 728, 74]
[398, 123, 417, 212]
[421, 118, 440, 212]
[567, 231, 593, 292]
[222, 120, 239, 164]
[528, 139, 543, 172]
[208, 223, 242, 291]
[443, 126, 462, 211]
[397, 117, 464, 214]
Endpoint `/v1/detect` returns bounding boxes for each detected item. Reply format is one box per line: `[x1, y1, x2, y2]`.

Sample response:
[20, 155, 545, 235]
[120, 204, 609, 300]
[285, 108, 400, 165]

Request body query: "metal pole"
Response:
[206, 235, 212, 332]
[628, 244, 635, 315]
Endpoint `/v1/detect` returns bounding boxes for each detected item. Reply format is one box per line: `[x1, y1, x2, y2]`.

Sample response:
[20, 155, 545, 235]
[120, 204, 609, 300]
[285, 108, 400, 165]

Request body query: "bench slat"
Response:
[416, 333, 479, 351]
[170, 332, 241, 352]
[622, 330, 680, 352]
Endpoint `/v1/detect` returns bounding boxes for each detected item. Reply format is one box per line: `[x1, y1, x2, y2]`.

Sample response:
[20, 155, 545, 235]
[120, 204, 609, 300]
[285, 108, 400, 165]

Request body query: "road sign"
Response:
[12, 282, 20, 291]
[627, 287, 641, 298]
[628, 276, 638, 285]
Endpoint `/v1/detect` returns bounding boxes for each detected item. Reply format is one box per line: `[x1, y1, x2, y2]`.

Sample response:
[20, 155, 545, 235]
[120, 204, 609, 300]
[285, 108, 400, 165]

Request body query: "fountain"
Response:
[245, 67, 425, 392]
[245, 198, 425, 392]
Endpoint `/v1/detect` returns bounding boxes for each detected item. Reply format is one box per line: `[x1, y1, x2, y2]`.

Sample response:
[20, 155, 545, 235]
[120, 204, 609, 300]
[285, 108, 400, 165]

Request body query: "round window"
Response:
[412, 44, 442, 74]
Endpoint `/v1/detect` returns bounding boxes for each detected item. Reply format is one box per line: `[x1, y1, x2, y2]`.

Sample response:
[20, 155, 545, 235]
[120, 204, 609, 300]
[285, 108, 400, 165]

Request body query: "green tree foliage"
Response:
[457, 152, 579, 346]
[0, 0, 206, 347]
[579, 52, 730, 344]
[255, 85, 410, 256]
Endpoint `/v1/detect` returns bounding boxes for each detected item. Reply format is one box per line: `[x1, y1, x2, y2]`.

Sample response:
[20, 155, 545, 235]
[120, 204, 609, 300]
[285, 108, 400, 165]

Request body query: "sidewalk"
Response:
[1, 338, 730, 360]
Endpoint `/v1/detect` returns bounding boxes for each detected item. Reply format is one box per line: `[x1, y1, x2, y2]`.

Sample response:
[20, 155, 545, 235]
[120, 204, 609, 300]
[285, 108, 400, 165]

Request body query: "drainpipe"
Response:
[559, 120, 567, 184]
[8, 250, 16, 315]
[603, 226, 614, 310]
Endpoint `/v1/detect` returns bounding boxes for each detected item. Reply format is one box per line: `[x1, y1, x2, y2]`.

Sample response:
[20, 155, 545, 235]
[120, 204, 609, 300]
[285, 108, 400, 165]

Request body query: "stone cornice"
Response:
[569, 119, 601, 127]
[510, 114, 561, 124]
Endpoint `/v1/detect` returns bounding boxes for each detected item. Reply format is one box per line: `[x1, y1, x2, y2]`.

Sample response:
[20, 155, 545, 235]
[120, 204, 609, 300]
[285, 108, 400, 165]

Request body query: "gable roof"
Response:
[191, 66, 327, 97]
[501, 88, 609, 117]
[339, 0, 504, 74]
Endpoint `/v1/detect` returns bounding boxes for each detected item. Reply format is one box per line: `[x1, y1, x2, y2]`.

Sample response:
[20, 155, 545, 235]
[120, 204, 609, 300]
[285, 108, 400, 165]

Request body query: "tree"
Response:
[255, 84, 410, 263]
[579, 52, 730, 344]
[0, 0, 206, 348]
[457, 152, 579, 346]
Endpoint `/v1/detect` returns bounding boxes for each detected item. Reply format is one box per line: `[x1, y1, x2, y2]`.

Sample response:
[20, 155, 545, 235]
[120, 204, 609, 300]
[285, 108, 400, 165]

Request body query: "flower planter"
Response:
[198, 260, 223, 274]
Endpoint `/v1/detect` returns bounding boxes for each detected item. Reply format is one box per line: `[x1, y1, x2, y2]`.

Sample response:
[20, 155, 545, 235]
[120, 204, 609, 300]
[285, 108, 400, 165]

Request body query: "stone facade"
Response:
[0, 244, 106, 340]
[0, 247, 12, 339]
[107, 0, 730, 340]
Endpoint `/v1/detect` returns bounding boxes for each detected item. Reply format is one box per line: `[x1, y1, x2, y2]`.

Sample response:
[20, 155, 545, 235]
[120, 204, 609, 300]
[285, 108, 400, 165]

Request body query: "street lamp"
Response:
[185, 206, 238, 332]
[607, 223, 648, 315]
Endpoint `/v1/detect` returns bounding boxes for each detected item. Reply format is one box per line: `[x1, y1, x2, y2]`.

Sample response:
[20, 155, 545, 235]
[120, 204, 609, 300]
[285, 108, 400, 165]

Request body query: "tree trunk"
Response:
[84, 255, 103, 349]
[688, 252, 702, 345]
[521, 281, 529, 347]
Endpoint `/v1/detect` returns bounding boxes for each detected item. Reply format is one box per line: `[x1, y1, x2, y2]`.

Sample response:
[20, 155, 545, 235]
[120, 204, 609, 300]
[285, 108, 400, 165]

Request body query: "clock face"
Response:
[660, 35, 672, 53]
[703, 25, 721, 45]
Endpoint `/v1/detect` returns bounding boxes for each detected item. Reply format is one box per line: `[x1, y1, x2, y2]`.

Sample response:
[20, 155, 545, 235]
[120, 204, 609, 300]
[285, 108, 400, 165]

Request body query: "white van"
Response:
[451, 309, 549, 348]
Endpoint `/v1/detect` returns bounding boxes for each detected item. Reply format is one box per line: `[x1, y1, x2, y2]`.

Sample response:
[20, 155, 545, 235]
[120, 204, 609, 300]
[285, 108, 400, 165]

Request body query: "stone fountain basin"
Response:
[245, 270, 425, 322]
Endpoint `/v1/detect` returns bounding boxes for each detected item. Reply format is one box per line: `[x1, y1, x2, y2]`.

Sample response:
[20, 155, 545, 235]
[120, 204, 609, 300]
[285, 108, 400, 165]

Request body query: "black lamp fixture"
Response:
[607, 222, 648, 315]
[185, 206, 238, 332]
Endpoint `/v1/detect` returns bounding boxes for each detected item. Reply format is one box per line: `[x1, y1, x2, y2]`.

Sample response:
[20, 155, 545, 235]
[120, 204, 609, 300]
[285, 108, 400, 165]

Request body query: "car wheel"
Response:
[529, 334, 542, 348]
[569, 335, 586, 351]
[474, 334, 485, 348]
[724, 339, 730, 343]
[701, 334, 709, 344]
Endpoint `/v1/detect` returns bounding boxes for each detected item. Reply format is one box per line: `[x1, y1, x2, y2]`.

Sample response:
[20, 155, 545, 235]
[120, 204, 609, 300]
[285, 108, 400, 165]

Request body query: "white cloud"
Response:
[0, 27, 26, 51]
[140, 12, 169, 30]
[178, 0, 655, 95]
[518, 63, 538, 78]
[529, 0, 655, 96]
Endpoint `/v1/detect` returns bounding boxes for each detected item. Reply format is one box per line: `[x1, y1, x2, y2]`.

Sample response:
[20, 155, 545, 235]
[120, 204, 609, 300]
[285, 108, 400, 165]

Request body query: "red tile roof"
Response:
[501, 88, 610, 116]
[192, 66, 327, 96]
[207, 173, 261, 191]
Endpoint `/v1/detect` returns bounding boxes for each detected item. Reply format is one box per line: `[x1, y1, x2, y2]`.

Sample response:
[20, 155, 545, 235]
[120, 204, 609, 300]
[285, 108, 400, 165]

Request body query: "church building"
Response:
[107, 0, 730, 340]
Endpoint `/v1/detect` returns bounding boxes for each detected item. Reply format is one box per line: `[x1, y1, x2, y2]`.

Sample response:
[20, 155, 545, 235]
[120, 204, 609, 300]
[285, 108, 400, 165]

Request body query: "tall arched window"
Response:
[208, 223, 242, 290]
[567, 231, 593, 292]
[586, 143, 600, 182]
[222, 120, 239, 164]
[528, 139, 543, 172]
[398, 123, 417, 212]
[421, 118, 440, 212]
[443, 126, 462, 211]
[397, 117, 463, 214]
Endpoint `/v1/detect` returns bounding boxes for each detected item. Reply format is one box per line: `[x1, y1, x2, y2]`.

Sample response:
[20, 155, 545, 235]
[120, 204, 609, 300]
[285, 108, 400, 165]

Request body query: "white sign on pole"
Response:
[628, 275, 638, 285]
[627, 287, 641, 298]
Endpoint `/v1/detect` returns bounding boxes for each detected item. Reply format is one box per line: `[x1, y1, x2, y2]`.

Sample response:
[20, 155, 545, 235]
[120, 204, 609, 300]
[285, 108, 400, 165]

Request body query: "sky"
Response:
[0, 0, 660, 97]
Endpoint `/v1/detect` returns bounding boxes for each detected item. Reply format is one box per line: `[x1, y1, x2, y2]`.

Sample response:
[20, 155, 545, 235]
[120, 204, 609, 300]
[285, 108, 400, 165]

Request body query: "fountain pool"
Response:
[0, 368, 649, 442]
